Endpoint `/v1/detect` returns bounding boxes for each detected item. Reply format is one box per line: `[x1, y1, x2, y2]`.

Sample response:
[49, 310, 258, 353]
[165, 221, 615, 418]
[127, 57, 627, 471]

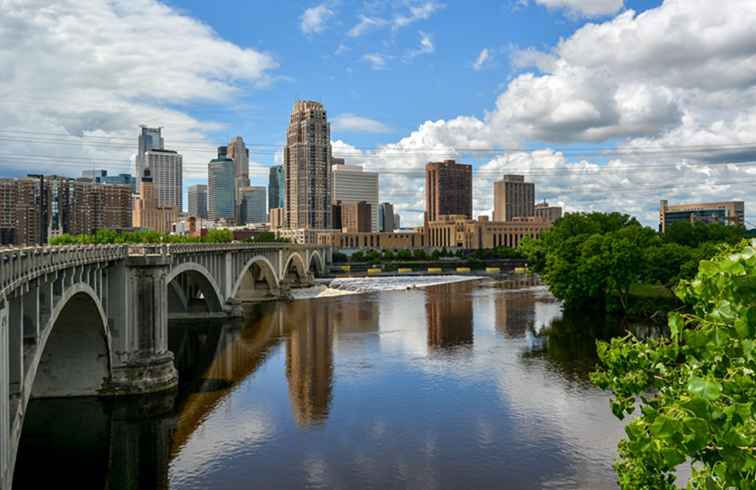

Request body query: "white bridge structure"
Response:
[0, 243, 331, 489]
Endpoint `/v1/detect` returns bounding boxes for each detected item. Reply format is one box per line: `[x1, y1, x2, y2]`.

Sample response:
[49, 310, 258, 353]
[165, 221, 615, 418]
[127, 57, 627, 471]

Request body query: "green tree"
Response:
[591, 241, 756, 489]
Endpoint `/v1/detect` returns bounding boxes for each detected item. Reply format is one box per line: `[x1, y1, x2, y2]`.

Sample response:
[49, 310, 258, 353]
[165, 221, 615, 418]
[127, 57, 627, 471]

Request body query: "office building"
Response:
[425, 160, 472, 223]
[136, 126, 164, 182]
[335, 200, 371, 233]
[379, 202, 395, 232]
[239, 186, 267, 224]
[227, 136, 250, 212]
[188, 184, 208, 218]
[0, 179, 18, 244]
[659, 200, 745, 232]
[284, 100, 333, 229]
[133, 169, 177, 234]
[425, 215, 550, 249]
[494, 175, 535, 222]
[534, 202, 562, 224]
[270, 208, 285, 230]
[268, 165, 285, 211]
[208, 148, 236, 221]
[332, 164, 379, 232]
[145, 149, 182, 210]
[394, 212, 401, 229]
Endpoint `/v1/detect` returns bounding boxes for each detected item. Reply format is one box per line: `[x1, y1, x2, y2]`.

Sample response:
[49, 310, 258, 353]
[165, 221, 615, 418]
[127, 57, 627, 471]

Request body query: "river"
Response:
[13, 276, 635, 489]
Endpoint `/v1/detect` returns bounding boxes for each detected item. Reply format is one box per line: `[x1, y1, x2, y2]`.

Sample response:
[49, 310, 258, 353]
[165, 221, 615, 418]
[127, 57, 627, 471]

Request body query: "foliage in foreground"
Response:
[519, 213, 746, 312]
[49, 228, 235, 245]
[591, 241, 756, 489]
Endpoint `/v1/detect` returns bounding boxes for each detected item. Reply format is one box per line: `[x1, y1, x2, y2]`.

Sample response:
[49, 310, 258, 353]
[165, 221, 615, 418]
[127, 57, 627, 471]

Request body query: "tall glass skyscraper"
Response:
[136, 126, 164, 179]
[268, 165, 285, 210]
[208, 148, 236, 221]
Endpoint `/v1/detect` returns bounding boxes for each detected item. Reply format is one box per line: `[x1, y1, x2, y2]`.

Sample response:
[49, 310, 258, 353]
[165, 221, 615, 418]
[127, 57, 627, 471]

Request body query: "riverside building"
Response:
[659, 199, 745, 232]
[425, 160, 472, 223]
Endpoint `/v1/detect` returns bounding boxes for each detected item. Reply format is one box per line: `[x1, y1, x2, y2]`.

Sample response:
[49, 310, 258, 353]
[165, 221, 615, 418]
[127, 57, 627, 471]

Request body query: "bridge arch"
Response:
[282, 252, 307, 285]
[10, 283, 113, 486]
[230, 256, 280, 301]
[165, 263, 224, 314]
[308, 250, 326, 277]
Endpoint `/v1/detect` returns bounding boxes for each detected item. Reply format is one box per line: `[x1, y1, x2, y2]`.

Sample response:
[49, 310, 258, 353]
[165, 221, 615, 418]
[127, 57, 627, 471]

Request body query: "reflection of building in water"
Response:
[332, 297, 380, 350]
[495, 293, 535, 338]
[286, 301, 334, 426]
[426, 285, 474, 350]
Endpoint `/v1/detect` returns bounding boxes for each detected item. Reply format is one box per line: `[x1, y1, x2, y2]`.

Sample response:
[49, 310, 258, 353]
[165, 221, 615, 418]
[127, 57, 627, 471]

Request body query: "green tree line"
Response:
[48, 229, 290, 245]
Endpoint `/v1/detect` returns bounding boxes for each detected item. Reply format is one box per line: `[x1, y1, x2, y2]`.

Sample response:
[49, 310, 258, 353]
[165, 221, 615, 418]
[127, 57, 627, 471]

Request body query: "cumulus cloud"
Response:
[530, 0, 624, 18]
[472, 48, 491, 71]
[332, 114, 393, 134]
[0, 0, 279, 180]
[300, 3, 336, 35]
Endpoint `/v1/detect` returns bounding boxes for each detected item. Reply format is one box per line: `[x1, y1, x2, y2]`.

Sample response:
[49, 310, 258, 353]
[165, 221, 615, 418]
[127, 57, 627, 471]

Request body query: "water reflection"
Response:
[14, 280, 639, 489]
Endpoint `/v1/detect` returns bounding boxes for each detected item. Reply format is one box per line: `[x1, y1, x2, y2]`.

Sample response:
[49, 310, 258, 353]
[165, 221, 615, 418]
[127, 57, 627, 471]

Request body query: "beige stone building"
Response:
[284, 100, 332, 229]
[534, 202, 563, 224]
[133, 170, 178, 234]
[494, 175, 535, 222]
[659, 199, 745, 232]
[425, 215, 549, 249]
[270, 208, 285, 230]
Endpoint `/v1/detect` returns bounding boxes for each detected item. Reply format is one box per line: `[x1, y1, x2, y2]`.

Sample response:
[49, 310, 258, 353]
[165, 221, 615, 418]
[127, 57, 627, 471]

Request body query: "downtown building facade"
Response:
[135, 125, 164, 182]
[144, 149, 182, 210]
[379, 202, 395, 232]
[239, 186, 267, 224]
[0, 176, 132, 245]
[188, 184, 208, 218]
[208, 148, 236, 222]
[284, 100, 333, 229]
[659, 199, 745, 232]
[268, 165, 285, 210]
[133, 169, 177, 234]
[425, 160, 473, 223]
[332, 164, 379, 232]
[493, 175, 535, 222]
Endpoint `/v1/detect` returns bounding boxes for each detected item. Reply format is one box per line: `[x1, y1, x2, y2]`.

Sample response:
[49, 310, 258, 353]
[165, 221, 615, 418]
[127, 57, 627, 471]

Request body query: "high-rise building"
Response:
[133, 169, 177, 234]
[379, 202, 395, 232]
[394, 212, 401, 229]
[239, 186, 267, 224]
[284, 100, 332, 229]
[494, 175, 535, 222]
[268, 165, 285, 210]
[188, 184, 208, 218]
[0, 179, 18, 244]
[208, 148, 236, 221]
[425, 159, 472, 223]
[145, 149, 182, 210]
[659, 200, 745, 232]
[338, 200, 371, 233]
[332, 164, 379, 232]
[534, 201, 562, 224]
[136, 126, 164, 181]
[227, 136, 250, 215]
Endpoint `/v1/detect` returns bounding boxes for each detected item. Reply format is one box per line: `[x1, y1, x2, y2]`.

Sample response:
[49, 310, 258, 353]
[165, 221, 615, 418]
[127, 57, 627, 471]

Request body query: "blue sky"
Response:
[1, 0, 755, 227]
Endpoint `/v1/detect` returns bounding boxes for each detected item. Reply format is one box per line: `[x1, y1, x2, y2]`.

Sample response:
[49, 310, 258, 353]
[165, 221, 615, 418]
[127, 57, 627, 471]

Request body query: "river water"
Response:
[14, 277, 634, 489]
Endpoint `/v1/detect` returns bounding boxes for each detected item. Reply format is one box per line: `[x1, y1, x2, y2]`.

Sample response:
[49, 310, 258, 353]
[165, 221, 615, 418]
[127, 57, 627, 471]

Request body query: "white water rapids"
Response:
[288, 275, 485, 300]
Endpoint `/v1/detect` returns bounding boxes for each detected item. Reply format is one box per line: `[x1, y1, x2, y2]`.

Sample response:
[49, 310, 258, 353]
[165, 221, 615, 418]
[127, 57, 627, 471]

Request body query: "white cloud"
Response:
[347, 1, 443, 37]
[405, 31, 434, 60]
[0, 0, 278, 180]
[347, 15, 388, 37]
[473, 48, 490, 71]
[301, 3, 336, 35]
[332, 114, 393, 134]
[363, 53, 389, 70]
[530, 0, 624, 18]
[392, 1, 444, 29]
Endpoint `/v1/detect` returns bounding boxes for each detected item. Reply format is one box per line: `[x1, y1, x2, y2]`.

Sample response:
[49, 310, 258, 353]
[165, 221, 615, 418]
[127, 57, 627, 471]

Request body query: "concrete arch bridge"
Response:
[0, 242, 331, 489]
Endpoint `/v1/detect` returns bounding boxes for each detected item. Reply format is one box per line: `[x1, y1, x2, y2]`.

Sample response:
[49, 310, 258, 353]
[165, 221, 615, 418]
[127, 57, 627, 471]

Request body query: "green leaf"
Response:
[687, 376, 722, 401]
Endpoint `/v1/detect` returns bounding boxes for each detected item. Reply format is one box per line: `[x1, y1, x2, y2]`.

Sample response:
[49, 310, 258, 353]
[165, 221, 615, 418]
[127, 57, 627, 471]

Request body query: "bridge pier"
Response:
[105, 255, 178, 396]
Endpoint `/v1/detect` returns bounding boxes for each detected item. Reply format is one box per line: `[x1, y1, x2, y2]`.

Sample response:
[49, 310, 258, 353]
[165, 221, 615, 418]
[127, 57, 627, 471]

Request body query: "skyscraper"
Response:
[133, 169, 177, 234]
[144, 149, 183, 210]
[332, 164, 379, 232]
[284, 100, 332, 229]
[136, 126, 164, 180]
[268, 165, 285, 210]
[208, 148, 236, 221]
[425, 160, 472, 223]
[227, 136, 250, 206]
[239, 186, 267, 224]
[188, 184, 208, 218]
[493, 175, 535, 222]
[379, 202, 395, 232]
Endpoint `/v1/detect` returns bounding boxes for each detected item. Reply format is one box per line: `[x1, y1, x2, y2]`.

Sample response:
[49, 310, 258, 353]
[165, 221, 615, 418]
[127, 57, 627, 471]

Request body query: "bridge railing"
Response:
[0, 245, 128, 298]
[127, 242, 325, 256]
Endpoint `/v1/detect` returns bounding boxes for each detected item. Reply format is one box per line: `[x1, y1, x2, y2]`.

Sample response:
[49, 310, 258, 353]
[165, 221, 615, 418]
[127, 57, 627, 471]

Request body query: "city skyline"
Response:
[1, 1, 755, 229]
